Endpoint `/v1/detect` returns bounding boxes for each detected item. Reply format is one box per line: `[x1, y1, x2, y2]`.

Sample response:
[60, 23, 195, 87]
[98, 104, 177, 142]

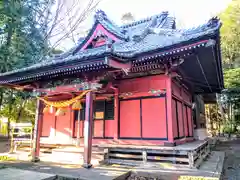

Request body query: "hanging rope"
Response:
[37, 90, 91, 108]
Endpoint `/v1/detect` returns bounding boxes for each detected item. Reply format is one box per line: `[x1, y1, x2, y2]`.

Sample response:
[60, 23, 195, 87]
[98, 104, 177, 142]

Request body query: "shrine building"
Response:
[0, 10, 223, 167]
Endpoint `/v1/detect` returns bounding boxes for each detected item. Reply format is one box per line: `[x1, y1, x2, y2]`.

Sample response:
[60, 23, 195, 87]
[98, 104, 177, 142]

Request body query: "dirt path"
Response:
[214, 139, 240, 180]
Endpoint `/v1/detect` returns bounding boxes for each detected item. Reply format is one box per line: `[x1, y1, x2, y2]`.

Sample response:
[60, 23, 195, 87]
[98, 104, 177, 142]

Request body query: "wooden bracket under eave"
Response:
[3, 83, 37, 92]
[107, 58, 132, 70]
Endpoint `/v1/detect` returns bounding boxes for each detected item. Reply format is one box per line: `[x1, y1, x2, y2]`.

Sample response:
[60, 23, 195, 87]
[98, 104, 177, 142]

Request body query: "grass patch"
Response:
[178, 176, 218, 180]
[0, 155, 17, 161]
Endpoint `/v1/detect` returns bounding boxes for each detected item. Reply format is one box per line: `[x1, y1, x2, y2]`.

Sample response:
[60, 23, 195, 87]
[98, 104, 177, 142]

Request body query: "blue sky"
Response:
[57, 0, 231, 50]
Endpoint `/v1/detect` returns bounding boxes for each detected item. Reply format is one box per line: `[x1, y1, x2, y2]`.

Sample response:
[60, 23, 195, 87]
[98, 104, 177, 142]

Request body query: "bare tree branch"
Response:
[45, 0, 64, 39]
[49, 0, 100, 47]
[18, 0, 101, 62]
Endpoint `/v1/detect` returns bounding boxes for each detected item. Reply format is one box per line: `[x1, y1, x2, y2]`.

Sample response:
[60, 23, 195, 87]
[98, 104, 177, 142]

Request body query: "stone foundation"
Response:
[194, 128, 208, 140]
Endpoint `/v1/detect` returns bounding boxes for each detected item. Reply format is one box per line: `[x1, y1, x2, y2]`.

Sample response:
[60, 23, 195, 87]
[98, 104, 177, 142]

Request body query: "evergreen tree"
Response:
[0, 0, 100, 134]
[217, 0, 240, 133]
[0, 0, 48, 135]
[121, 12, 135, 24]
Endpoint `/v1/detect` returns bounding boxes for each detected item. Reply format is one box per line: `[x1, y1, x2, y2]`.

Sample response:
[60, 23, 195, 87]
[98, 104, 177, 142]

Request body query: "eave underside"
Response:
[179, 46, 223, 94]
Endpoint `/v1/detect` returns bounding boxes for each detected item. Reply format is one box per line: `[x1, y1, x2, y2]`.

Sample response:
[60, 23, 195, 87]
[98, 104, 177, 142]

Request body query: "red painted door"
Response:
[172, 99, 178, 139]
[119, 100, 141, 138]
[177, 101, 184, 138]
[142, 98, 167, 139]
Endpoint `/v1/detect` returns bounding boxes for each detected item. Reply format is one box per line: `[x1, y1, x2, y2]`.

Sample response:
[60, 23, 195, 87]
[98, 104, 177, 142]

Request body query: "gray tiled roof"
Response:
[120, 11, 171, 39]
[94, 10, 127, 39]
[0, 11, 220, 77]
[113, 18, 221, 57]
[0, 46, 110, 76]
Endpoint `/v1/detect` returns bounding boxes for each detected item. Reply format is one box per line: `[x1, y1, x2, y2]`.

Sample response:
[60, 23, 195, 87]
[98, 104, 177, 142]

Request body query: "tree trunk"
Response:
[7, 90, 13, 138]
[0, 89, 4, 110]
[16, 100, 26, 123]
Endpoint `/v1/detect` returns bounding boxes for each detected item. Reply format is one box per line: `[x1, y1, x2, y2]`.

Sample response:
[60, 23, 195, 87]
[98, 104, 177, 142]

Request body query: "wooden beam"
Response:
[108, 58, 132, 69]
[35, 82, 102, 95]
[82, 91, 94, 168]
[166, 75, 174, 144]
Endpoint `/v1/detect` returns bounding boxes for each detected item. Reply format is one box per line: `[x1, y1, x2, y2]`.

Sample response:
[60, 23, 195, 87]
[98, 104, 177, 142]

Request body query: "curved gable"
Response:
[78, 23, 122, 51]
[73, 10, 128, 54]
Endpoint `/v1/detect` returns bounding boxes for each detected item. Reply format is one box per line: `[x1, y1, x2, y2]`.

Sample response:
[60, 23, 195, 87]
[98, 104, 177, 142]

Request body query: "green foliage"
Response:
[50, 49, 64, 55]
[220, 0, 240, 105]
[178, 176, 218, 180]
[0, 0, 50, 128]
[0, 0, 48, 71]
[218, 0, 240, 130]
[0, 94, 36, 123]
[0, 0, 98, 133]
[222, 122, 235, 134]
[0, 123, 7, 136]
[0, 155, 16, 161]
[121, 12, 135, 24]
[220, 0, 240, 69]
[224, 68, 240, 88]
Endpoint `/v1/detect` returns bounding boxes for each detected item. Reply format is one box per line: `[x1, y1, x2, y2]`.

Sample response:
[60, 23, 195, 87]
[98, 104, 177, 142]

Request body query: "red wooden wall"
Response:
[118, 76, 168, 140]
[171, 80, 193, 140]
[42, 111, 114, 140]
[142, 98, 167, 138]
[41, 75, 194, 146]
[41, 108, 55, 137]
[120, 100, 141, 138]
[55, 108, 72, 139]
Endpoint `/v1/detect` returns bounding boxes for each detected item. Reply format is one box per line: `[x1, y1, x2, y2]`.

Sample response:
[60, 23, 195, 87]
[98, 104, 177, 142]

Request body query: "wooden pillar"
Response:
[82, 91, 94, 168]
[165, 75, 175, 146]
[31, 99, 43, 162]
[113, 88, 119, 140]
[193, 95, 201, 129]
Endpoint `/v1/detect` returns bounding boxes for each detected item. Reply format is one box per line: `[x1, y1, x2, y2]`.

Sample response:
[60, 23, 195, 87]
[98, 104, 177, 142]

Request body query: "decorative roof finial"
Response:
[95, 9, 107, 21]
[207, 16, 220, 27]
[162, 11, 169, 15]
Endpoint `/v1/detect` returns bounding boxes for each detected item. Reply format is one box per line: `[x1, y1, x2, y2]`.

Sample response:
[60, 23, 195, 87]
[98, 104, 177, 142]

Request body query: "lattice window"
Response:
[105, 99, 114, 120]
[74, 99, 115, 121]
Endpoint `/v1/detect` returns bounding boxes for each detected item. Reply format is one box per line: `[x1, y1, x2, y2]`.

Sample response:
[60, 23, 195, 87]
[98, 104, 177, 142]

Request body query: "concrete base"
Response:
[31, 156, 40, 163]
[163, 142, 176, 147]
[82, 163, 92, 169]
[194, 128, 208, 140]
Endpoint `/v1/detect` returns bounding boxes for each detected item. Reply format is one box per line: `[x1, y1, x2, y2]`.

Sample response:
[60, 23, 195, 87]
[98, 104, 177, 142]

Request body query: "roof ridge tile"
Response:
[121, 11, 169, 28]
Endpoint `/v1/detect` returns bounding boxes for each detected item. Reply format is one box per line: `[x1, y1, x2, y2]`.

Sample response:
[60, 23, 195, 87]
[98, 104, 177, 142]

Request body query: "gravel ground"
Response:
[214, 139, 240, 180]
